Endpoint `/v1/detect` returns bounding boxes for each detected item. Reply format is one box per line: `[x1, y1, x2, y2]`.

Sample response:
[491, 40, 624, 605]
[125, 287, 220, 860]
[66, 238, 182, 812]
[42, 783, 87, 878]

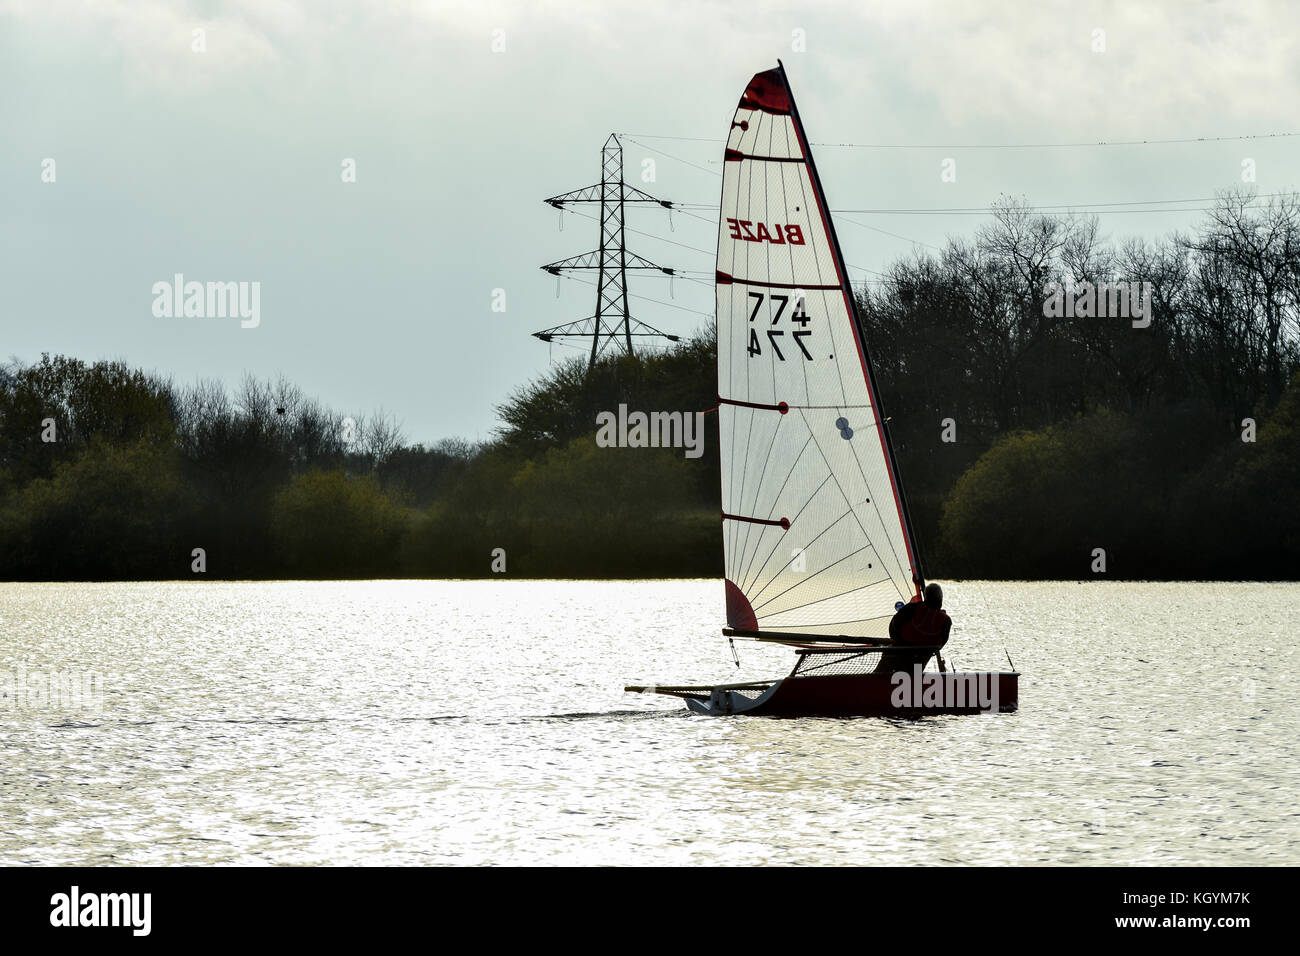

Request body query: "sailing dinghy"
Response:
[626, 63, 1018, 717]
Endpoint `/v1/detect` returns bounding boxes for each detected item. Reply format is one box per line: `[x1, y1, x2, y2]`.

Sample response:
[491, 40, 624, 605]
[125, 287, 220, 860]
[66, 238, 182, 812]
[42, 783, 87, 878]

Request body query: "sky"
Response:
[2, 0, 1298, 444]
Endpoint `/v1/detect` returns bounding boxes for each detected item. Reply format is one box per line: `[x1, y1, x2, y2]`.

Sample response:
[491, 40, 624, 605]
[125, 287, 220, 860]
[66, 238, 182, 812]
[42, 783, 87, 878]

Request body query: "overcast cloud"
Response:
[3, 0, 1297, 441]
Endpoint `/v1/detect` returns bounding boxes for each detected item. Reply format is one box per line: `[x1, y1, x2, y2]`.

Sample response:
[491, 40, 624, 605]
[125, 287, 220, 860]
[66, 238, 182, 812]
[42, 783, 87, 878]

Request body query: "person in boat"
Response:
[874, 583, 951, 673]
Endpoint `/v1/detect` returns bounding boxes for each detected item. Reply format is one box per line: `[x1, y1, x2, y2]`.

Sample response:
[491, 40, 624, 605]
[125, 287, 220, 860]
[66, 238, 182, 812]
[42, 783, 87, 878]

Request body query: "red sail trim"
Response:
[725, 580, 758, 630]
[718, 396, 789, 414]
[739, 68, 792, 113]
[723, 512, 790, 529]
[724, 148, 744, 162]
[776, 63, 923, 598]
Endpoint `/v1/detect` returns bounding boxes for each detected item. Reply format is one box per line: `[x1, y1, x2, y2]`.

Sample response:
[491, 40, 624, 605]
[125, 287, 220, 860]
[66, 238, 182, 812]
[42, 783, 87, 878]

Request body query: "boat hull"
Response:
[682, 671, 1018, 717]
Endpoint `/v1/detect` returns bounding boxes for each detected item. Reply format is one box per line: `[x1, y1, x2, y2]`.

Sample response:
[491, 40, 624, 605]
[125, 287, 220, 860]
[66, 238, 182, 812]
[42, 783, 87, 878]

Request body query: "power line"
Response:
[630, 139, 721, 176]
[623, 137, 721, 179]
[555, 203, 716, 256]
[667, 191, 1295, 216]
[836, 214, 943, 251]
[622, 130, 1300, 150]
[833, 193, 1297, 214]
[555, 271, 714, 318]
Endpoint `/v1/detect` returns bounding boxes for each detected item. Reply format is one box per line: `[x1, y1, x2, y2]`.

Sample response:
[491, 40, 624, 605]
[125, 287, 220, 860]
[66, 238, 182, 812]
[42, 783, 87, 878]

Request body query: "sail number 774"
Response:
[748, 292, 812, 360]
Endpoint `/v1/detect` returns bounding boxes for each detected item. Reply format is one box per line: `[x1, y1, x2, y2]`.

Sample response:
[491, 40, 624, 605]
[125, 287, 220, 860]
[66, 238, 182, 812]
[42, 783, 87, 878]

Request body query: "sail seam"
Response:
[754, 560, 891, 619]
[749, 521, 866, 610]
[736, 424, 804, 590]
[741, 470, 834, 594]
[737, 433, 816, 590]
[802, 404, 909, 599]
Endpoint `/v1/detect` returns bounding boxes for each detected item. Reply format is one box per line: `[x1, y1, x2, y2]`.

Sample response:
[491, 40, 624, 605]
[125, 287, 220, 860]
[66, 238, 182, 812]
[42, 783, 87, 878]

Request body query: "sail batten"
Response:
[716, 63, 922, 640]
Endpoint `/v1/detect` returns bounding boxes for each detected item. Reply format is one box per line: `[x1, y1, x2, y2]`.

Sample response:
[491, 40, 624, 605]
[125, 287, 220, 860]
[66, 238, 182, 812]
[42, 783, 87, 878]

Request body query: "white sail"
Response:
[717, 65, 922, 639]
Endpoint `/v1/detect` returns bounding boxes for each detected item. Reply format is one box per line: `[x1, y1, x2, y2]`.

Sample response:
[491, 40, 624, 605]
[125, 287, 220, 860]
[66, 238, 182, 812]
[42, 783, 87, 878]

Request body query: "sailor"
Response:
[875, 583, 951, 672]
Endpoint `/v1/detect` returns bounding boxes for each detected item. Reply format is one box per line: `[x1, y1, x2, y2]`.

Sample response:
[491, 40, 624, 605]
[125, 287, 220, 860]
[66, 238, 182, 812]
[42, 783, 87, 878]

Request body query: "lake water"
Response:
[1, 579, 1295, 866]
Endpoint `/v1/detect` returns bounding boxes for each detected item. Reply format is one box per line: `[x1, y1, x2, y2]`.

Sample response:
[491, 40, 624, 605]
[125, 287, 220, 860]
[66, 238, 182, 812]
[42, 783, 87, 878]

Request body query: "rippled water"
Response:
[1, 579, 1295, 865]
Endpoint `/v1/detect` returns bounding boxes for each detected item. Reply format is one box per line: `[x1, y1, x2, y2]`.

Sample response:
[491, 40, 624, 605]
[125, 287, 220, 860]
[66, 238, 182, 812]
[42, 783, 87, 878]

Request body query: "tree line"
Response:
[860, 190, 1300, 578]
[1, 191, 1296, 580]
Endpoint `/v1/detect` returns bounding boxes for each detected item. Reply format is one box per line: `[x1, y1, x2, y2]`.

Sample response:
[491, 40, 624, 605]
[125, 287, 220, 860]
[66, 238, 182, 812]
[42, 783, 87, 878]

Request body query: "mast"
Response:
[773, 60, 926, 595]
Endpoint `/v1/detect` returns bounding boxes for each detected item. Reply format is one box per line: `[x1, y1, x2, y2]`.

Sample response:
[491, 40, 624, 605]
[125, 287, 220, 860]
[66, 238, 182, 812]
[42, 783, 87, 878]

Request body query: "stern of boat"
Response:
[625, 679, 782, 716]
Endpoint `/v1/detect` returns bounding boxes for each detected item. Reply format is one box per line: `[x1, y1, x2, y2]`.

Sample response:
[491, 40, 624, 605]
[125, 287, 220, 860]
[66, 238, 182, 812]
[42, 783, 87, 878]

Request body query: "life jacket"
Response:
[897, 601, 950, 648]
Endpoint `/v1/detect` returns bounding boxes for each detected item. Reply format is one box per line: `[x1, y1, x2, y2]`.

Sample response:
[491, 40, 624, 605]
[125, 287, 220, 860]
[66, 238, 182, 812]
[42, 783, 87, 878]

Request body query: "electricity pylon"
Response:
[534, 134, 679, 367]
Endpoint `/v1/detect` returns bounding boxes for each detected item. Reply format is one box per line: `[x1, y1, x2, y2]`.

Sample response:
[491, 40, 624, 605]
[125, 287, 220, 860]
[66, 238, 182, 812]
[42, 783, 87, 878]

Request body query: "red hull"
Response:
[680, 671, 1019, 717]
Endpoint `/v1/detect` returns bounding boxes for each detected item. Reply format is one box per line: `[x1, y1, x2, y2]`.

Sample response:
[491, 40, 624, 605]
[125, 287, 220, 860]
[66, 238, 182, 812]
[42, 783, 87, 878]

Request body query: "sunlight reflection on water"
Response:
[1, 579, 1295, 865]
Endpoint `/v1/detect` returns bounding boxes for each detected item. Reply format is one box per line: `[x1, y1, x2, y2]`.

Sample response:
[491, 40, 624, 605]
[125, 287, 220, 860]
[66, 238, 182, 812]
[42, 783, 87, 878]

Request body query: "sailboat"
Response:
[625, 63, 1019, 717]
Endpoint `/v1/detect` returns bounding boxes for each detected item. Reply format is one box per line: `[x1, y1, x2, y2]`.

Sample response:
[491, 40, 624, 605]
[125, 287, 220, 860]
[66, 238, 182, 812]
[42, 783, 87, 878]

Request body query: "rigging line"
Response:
[798, 653, 877, 676]
[622, 131, 1300, 149]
